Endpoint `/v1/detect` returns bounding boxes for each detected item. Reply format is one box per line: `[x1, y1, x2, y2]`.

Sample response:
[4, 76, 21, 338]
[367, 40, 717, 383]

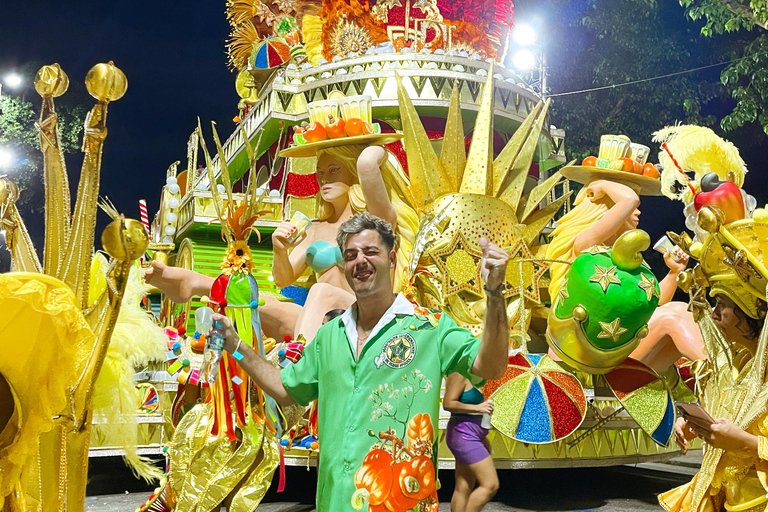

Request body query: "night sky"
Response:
[1, 0, 765, 280]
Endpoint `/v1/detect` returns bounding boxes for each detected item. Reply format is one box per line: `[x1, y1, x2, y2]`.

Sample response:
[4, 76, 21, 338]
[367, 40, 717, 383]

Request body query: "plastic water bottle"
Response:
[196, 307, 224, 384]
[481, 400, 492, 429]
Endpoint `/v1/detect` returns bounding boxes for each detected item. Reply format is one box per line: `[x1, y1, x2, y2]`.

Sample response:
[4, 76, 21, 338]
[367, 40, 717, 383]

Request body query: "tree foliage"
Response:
[680, 0, 768, 134]
[0, 81, 87, 211]
[539, 0, 730, 160]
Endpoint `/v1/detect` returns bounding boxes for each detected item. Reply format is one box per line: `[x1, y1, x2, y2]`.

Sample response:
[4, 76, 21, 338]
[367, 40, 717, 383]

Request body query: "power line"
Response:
[548, 58, 746, 98]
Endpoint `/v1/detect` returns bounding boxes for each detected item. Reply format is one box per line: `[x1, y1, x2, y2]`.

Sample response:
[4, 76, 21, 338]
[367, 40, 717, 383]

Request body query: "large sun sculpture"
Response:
[397, 67, 571, 342]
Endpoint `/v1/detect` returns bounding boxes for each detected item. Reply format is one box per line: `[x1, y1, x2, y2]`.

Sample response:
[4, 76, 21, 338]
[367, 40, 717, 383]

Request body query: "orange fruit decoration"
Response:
[397, 455, 436, 500]
[632, 160, 643, 174]
[384, 463, 419, 512]
[326, 114, 346, 139]
[354, 449, 394, 506]
[582, 156, 597, 167]
[303, 121, 327, 142]
[344, 118, 366, 137]
[643, 163, 660, 179]
[620, 158, 635, 173]
[191, 335, 206, 353]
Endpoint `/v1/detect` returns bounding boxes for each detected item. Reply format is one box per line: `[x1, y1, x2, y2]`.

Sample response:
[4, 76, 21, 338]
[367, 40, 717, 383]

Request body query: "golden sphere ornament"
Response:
[101, 218, 148, 261]
[85, 61, 127, 102]
[697, 206, 723, 234]
[34, 64, 69, 98]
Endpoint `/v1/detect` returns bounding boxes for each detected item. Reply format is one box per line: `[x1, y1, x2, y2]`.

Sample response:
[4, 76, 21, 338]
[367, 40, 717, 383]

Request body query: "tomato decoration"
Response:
[326, 114, 346, 139]
[354, 449, 394, 506]
[303, 121, 327, 142]
[396, 455, 436, 500]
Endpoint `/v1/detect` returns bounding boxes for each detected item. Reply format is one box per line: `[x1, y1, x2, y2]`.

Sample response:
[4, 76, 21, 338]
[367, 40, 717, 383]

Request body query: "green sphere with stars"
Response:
[554, 243, 660, 352]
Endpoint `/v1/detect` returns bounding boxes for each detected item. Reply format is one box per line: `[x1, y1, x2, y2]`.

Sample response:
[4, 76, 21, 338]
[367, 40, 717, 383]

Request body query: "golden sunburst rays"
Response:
[329, 19, 375, 57]
[397, 70, 568, 340]
[459, 62, 496, 196]
[395, 73, 453, 210]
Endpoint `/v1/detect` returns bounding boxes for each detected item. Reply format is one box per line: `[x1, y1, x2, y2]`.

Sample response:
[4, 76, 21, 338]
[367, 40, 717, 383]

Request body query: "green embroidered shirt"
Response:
[281, 294, 482, 512]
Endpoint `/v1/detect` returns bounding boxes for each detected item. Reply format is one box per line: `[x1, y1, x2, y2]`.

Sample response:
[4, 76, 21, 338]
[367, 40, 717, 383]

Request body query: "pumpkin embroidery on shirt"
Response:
[353, 372, 438, 512]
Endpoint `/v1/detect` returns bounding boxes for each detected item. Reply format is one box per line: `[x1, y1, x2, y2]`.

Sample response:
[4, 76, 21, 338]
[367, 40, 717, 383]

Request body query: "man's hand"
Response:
[211, 313, 240, 353]
[479, 237, 509, 292]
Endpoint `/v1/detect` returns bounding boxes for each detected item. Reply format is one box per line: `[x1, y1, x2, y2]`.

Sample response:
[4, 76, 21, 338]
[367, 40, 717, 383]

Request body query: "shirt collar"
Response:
[341, 293, 415, 356]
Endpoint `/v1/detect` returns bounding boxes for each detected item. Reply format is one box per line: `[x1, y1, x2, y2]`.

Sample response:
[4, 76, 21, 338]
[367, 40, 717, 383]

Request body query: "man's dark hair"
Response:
[323, 309, 345, 321]
[336, 212, 398, 252]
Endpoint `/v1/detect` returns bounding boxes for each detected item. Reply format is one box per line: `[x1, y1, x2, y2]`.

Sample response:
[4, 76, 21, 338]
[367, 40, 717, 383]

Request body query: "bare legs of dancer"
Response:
[451, 455, 499, 512]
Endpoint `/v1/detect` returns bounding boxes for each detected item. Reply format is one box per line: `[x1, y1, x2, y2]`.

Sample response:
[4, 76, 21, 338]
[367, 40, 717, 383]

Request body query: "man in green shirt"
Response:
[214, 212, 509, 512]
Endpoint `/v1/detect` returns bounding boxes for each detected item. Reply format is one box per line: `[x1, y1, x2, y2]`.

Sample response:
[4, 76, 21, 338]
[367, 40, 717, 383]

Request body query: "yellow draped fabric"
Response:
[0, 273, 95, 512]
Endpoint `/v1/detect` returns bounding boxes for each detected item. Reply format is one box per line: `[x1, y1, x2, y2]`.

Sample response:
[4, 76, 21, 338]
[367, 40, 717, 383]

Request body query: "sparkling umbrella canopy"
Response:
[486, 353, 587, 443]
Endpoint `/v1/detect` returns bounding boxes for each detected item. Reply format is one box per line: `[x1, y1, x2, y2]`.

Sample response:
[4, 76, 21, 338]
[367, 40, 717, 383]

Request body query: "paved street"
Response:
[86, 452, 700, 512]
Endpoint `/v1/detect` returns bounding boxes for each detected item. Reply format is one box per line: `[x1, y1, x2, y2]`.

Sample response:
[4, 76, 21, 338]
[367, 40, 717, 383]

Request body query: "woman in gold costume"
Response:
[660, 292, 767, 512]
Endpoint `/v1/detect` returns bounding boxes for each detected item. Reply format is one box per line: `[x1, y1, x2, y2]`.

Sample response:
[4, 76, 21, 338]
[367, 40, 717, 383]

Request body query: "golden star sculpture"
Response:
[589, 265, 622, 293]
[588, 245, 611, 255]
[505, 238, 549, 305]
[638, 273, 660, 302]
[430, 230, 484, 298]
[597, 318, 628, 343]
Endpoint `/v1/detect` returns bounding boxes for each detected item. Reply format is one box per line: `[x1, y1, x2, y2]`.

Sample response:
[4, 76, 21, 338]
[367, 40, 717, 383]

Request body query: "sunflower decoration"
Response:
[220, 203, 271, 276]
[157, 121, 284, 512]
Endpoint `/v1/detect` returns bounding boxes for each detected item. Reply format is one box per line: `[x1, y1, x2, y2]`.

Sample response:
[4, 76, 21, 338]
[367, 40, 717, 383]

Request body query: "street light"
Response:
[512, 49, 536, 71]
[0, 148, 14, 168]
[3, 73, 23, 89]
[512, 24, 537, 46]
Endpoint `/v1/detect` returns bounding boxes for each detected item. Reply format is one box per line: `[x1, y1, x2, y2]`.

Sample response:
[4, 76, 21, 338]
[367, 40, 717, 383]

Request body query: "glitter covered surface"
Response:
[542, 378, 584, 440]
[605, 361, 658, 400]
[489, 374, 528, 437]
[623, 379, 668, 433]
[516, 379, 551, 443]
[651, 395, 675, 446]
[546, 371, 587, 412]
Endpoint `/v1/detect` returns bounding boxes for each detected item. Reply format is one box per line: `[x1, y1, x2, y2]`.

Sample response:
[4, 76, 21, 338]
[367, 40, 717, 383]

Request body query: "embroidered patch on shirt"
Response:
[374, 333, 416, 369]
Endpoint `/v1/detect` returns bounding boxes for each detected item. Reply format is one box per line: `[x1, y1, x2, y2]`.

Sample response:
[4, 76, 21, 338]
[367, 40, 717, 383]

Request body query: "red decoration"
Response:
[286, 172, 320, 197]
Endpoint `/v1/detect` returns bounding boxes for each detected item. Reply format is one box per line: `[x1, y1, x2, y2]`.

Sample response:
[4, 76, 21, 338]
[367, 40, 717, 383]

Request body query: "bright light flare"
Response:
[512, 24, 537, 46]
[0, 148, 14, 168]
[512, 49, 536, 71]
[4, 73, 23, 89]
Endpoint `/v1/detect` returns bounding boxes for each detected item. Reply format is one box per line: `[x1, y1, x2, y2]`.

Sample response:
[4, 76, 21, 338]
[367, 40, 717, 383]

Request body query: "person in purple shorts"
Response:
[443, 373, 499, 512]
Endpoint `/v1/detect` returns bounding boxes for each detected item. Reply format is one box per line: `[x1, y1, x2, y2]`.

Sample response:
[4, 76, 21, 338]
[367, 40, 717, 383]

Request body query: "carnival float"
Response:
[3, 0, 766, 511]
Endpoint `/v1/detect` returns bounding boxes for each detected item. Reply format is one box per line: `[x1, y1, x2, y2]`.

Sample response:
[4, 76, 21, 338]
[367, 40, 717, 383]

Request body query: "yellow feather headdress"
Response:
[653, 125, 747, 202]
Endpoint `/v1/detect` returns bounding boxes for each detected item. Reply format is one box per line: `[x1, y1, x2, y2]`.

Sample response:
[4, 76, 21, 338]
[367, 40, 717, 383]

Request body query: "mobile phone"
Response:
[675, 401, 714, 429]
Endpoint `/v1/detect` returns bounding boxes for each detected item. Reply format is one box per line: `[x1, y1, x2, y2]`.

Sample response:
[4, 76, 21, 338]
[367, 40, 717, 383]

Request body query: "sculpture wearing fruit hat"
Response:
[548, 147, 707, 374]
[547, 229, 662, 373]
[147, 94, 419, 345]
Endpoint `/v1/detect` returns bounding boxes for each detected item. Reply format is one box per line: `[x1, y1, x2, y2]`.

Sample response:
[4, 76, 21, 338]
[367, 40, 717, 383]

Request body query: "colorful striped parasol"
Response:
[604, 358, 675, 446]
[249, 37, 291, 69]
[487, 353, 587, 443]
